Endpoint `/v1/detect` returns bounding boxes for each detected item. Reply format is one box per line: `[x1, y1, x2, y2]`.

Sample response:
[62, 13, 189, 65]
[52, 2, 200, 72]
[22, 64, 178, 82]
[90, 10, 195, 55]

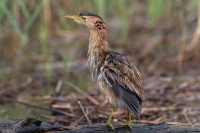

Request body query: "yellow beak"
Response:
[62, 15, 84, 22]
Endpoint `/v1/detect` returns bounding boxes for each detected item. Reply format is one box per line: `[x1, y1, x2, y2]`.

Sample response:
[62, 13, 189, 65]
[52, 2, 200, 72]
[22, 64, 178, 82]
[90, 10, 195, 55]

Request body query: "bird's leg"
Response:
[123, 110, 133, 130]
[104, 105, 115, 130]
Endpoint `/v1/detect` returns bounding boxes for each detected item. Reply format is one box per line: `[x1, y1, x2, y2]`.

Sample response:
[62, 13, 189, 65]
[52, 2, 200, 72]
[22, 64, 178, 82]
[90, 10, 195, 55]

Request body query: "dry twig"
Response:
[78, 101, 92, 126]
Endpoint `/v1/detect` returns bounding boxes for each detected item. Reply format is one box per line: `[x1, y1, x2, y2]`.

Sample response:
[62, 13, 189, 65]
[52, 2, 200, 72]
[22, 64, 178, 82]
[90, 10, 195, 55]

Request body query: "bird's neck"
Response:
[86, 29, 109, 80]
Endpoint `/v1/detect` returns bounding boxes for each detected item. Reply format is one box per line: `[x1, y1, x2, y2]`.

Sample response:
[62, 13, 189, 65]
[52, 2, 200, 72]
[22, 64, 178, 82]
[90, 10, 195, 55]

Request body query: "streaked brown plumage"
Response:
[63, 12, 144, 130]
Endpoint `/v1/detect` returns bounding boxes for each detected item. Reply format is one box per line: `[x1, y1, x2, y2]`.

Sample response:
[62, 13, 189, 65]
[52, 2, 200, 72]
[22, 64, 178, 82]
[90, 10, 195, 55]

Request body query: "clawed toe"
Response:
[123, 122, 133, 130]
[104, 122, 115, 130]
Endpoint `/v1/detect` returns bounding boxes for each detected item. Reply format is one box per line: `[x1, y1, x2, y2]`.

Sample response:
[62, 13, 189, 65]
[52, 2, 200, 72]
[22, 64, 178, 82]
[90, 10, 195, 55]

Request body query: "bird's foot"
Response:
[104, 122, 115, 130]
[123, 122, 133, 130]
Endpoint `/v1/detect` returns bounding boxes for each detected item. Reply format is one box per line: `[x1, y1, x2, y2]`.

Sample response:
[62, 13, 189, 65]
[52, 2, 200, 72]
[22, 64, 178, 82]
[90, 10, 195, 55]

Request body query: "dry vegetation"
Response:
[0, 0, 200, 129]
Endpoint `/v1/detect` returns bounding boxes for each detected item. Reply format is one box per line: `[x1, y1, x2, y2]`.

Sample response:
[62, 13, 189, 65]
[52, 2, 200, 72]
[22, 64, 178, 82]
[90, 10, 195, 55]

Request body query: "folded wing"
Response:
[102, 51, 144, 119]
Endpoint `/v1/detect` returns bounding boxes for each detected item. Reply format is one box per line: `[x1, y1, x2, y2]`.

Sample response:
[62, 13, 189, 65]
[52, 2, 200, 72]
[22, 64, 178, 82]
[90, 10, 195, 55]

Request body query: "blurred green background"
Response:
[0, 0, 200, 121]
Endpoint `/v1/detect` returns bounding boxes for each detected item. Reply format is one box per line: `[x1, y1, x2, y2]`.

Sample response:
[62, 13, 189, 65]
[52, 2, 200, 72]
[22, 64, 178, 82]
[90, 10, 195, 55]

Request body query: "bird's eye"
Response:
[80, 16, 85, 20]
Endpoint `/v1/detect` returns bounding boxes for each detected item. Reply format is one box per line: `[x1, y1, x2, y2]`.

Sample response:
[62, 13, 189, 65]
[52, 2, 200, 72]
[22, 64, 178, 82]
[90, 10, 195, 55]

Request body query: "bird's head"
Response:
[63, 12, 106, 31]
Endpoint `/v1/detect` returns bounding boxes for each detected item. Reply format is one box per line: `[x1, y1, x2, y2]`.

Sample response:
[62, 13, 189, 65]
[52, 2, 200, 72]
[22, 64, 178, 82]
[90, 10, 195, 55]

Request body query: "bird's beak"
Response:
[62, 15, 84, 22]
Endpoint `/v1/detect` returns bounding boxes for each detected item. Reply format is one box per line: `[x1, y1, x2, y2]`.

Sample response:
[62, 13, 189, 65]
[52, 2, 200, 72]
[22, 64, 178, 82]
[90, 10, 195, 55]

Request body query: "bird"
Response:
[63, 12, 144, 130]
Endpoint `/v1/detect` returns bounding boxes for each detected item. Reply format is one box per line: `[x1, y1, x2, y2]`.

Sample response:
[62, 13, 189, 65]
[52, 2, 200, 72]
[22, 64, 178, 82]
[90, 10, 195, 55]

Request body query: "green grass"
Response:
[0, 0, 198, 62]
[0, 0, 198, 88]
[0, 0, 198, 85]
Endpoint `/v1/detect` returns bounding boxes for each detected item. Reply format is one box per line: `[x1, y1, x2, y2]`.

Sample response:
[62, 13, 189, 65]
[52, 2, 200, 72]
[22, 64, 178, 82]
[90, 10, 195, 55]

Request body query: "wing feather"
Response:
[104, 51, 144, 100]
[104, 67, 142, 119]
[102, 51, 144, 118]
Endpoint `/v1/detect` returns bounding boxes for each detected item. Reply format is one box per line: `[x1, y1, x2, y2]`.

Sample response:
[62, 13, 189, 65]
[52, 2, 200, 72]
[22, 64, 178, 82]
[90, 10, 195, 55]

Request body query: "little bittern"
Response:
[63, 12, 144, 130]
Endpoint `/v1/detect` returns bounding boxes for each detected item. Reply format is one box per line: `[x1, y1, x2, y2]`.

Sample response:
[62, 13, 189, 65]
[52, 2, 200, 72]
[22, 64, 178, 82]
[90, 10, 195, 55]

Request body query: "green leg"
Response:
[123, 110, 133, 130]
[104, 105, 115, 130]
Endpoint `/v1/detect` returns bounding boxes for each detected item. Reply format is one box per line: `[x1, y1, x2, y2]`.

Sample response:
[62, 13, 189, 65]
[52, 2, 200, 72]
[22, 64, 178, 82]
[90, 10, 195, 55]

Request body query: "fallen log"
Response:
[65, 124, 200, 133]
[0, 117, 69, 133]
[0, 117, 199, 133]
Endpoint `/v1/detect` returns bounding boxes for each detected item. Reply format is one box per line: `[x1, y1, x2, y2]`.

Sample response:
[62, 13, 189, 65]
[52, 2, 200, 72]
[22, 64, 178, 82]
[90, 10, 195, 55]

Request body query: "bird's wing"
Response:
[102, 51, 144, 118]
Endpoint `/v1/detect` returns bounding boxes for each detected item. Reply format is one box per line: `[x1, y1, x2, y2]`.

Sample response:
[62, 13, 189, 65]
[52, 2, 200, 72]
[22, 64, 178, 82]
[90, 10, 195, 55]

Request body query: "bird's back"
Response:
[97, 51, 144, 119]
